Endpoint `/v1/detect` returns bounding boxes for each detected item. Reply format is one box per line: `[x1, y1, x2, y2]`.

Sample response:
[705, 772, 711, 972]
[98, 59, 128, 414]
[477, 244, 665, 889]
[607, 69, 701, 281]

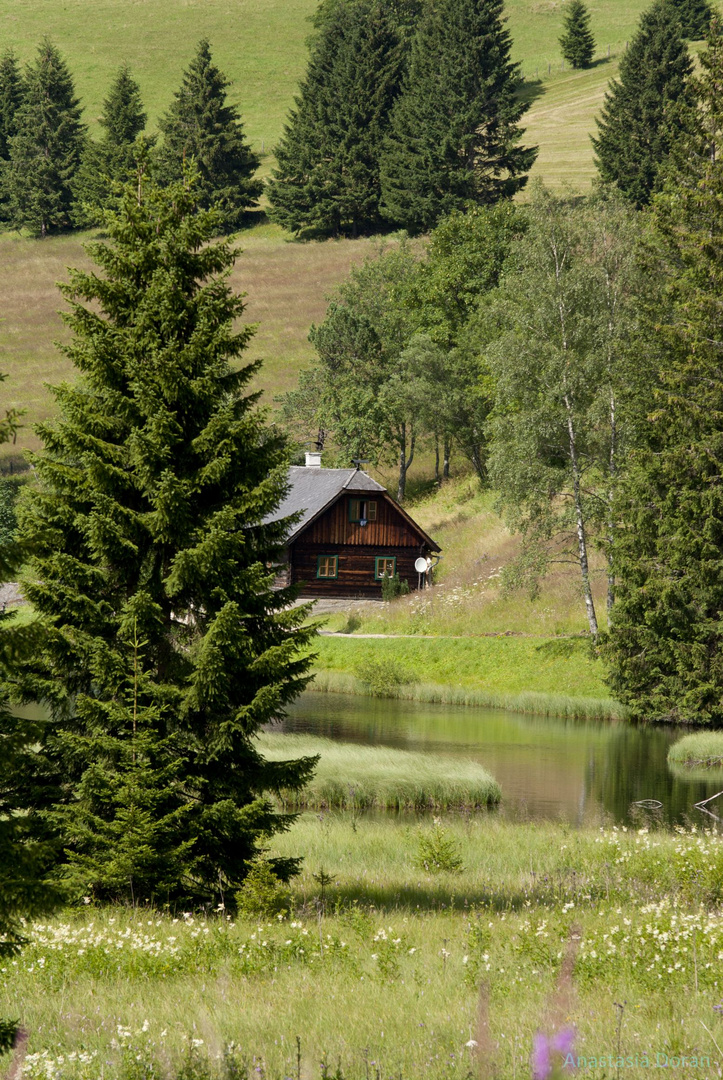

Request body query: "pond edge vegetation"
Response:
[310, 669, 628, 720]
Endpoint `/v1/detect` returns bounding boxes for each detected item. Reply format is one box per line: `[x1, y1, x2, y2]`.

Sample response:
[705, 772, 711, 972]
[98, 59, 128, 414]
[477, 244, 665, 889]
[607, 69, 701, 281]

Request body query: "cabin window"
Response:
[349, 498, 377, 524]
[317, 555, 339, 579]
[375, 556, 396, 580]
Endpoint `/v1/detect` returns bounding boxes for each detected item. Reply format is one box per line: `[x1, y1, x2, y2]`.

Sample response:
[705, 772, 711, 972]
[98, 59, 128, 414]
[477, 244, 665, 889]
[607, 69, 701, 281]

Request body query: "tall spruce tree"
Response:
[0, 378, 60, 1050]
[606, 23, 723, 724]
[268, 0, 406, 237]
[592, 0, 693, 208]
[0, 51, 24, 224]
[0, 51, 23, 162]
[671, 0, 714, 38]
[379, 0, 537, 234]
[9, 176, 317, 904]
[559, 0, 596, 68]
[156, 40, 261, 232]
[5, 40, 85, 236]
[73, 65, 148, 226]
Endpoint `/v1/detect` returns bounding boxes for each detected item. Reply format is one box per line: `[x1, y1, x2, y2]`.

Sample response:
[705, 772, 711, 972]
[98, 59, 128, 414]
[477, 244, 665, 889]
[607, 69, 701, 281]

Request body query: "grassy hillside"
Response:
[0, 225, 380, 456]
[0, 0, 650, 158]
[0, 0, 318, 156]
[321, 475, 609, 637]
[0, 0, 703, 458]
[0, 0, 711, 466]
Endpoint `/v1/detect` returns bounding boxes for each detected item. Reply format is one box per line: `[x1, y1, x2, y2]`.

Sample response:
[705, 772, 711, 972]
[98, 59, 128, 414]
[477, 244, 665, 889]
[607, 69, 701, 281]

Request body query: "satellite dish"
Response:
[415, 557, 428, 573]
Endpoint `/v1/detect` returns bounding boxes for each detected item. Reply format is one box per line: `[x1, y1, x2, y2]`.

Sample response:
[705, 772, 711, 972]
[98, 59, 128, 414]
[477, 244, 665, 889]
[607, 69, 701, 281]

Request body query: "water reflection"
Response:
[278, 691, 723, 826]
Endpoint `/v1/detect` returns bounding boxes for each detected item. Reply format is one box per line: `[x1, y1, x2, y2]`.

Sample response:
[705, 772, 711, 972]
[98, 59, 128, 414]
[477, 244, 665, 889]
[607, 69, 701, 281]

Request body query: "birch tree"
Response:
[484, 187, 641, 636]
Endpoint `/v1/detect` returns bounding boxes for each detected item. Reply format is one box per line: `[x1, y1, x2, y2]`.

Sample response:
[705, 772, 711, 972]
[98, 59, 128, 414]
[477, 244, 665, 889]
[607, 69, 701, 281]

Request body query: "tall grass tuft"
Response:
[258, 732, 501, 809]
[667, 733, 723, 783]
[310, 670, 628, 720]
[668, 732, 723, 768]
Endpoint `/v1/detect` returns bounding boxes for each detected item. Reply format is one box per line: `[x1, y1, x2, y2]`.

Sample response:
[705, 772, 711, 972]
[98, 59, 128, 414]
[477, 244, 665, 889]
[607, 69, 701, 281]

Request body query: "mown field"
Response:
[6, 816, 723, 1080]
[0, 0, 651, 151]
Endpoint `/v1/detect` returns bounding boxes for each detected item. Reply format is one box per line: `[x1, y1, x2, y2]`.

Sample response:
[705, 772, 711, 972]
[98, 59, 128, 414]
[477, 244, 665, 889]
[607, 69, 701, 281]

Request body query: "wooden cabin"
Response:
[268, 454, 441, 597]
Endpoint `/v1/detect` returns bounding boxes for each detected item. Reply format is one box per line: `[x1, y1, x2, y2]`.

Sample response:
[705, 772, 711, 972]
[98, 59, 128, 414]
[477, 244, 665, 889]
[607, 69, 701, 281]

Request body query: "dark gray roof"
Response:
[267, 467, 387, 542]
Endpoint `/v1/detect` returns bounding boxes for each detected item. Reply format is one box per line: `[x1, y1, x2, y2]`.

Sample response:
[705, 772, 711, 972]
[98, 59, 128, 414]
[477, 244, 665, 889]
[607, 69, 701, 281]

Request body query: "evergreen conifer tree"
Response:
[606, 23, 723, 723]
[0, 51, 23, 162]
[559, 0, 595, 68]
[0, 50, 24, 224]
[0, 379, 60, 1050]
[156, 40, 261, 232]
[72, 65, 148, 226]
[671, 0, 714, 39]
[5, 40, 85, 236]
[592, 1, 693, 207]
[9, 176, 317, 904]
[379, 0, 537, 234]
[268, 0, 405, 237]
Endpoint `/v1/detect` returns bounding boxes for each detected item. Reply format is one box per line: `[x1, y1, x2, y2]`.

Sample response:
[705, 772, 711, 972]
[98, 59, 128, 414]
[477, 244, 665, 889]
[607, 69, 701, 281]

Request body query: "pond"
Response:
[279, 691, 723, 827]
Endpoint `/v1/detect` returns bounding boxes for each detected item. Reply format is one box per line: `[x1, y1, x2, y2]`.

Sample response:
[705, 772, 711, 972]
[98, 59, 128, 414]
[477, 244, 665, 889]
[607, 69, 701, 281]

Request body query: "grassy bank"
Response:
[309, 633, 625, 719]
[7, 816, 723, 1080]
[258, 731, 501, 809]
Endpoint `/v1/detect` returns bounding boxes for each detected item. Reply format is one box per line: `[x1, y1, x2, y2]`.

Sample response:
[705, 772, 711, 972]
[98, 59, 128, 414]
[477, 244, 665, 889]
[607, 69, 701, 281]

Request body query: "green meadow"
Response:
[6, 817, 723, 1080]
[309, 635, 622, 719]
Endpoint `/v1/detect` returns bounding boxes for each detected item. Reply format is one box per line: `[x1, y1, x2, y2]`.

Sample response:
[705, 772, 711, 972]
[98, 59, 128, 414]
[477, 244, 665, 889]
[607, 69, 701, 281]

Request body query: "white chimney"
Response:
[305, 451, 322, 468]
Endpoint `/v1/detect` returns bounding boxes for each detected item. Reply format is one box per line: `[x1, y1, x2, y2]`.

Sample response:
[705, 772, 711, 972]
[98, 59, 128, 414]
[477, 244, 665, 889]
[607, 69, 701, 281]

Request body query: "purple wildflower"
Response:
[532, 1028, 576, 1079]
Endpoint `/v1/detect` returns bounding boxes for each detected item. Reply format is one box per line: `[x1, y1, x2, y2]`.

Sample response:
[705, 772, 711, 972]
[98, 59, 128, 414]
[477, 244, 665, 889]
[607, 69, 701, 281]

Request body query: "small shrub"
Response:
[381, 573, 410, 601]
[0, 477, 26, 546]
[340, 613, 362, 634]
[353, 657, 416, 697]
[235, 856, 291, 918]
[414, 820, 465, 874]
[0, 1018, 18, 1055]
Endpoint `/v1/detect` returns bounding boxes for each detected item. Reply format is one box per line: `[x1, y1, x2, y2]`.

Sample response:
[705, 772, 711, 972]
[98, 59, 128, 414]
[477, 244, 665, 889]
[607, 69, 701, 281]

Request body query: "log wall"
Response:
[291, 542, 427, 597]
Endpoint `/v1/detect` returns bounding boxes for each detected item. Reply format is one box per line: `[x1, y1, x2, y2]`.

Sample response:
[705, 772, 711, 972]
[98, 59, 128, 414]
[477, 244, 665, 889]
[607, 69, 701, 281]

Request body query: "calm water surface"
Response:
[280, 691, 723, 826]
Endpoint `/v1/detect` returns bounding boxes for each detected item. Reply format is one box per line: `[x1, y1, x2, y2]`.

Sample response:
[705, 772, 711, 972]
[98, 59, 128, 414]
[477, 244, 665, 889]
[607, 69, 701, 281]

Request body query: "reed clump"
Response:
[257, 731, 501, 809]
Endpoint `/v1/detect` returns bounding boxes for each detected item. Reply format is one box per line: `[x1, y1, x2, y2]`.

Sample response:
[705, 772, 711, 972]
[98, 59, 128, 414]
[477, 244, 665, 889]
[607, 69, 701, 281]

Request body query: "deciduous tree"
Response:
[404, 205, 524, 480]
[281, 244, 422, 499]
[484, 188, 642, 636]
